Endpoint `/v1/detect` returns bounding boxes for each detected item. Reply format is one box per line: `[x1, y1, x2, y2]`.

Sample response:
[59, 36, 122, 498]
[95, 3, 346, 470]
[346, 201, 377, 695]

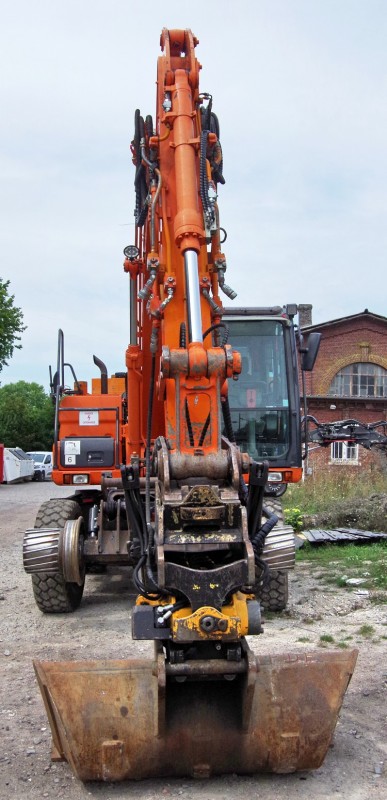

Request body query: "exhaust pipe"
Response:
[93, 355, 108, 394]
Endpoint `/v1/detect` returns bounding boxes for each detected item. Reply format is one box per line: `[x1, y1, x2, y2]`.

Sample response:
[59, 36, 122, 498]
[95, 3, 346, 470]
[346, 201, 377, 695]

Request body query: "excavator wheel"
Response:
[30, 499, 85, 613]
[257, 569, 288, 612]
[255, 498, 289, 612]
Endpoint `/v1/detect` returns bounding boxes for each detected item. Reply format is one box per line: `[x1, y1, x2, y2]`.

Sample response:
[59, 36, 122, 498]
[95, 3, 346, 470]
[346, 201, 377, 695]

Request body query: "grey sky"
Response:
[1, 0, 386, 391]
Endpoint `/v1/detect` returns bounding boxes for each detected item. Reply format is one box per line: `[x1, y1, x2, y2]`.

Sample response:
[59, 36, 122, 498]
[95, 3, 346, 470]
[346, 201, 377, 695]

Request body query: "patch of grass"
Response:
[296, 541, 387, 591]
[286, 471, 386, 516]
[337, 641, 349, 649]
[297, 636, 311, 643]
[319, 633, 335, 644]
[357, 624, 375, 638]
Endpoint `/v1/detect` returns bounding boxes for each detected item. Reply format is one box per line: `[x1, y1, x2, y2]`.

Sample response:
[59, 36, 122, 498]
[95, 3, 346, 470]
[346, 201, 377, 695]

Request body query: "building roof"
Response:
[302, 309, 387, 332]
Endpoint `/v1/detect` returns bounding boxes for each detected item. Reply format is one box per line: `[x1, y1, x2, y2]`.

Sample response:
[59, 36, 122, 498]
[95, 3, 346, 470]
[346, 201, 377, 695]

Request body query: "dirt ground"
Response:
[1, 481, 386, 800]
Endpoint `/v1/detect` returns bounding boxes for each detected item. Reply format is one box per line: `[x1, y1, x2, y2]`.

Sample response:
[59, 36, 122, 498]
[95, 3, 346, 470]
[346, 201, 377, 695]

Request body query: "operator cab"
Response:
[223, 306, 320, 480]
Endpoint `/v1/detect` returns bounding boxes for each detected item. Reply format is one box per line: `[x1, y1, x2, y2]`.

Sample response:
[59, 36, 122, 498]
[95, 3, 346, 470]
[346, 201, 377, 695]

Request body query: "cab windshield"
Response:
[226, 319, 290, 460]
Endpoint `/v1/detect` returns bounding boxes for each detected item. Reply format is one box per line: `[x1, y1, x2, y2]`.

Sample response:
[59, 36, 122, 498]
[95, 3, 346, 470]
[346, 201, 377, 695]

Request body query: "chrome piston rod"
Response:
[129, 279, 137, 345]
[184, 250, 203, 343]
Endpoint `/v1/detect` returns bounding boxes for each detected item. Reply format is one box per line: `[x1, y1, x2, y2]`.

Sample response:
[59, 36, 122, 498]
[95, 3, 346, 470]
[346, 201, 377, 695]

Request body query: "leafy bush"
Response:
[284, 506, 303, 530]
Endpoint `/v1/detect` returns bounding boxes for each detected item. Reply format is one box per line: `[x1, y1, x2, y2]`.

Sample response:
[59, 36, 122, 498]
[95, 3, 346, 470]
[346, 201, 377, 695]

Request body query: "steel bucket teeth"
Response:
[34, 647, 357, 782]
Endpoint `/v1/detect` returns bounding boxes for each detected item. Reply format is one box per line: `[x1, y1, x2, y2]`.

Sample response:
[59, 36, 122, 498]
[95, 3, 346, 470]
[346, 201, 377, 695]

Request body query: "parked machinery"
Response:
[23, 29, 357, 782]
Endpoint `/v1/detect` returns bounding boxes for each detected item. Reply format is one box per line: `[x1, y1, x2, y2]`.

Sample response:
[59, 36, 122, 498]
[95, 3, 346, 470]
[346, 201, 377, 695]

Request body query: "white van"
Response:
[26, 451, 53, 481]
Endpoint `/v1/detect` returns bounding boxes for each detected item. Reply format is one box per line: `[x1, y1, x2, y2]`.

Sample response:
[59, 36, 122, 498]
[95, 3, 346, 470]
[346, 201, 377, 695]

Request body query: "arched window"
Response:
[328, 363, 387, 398]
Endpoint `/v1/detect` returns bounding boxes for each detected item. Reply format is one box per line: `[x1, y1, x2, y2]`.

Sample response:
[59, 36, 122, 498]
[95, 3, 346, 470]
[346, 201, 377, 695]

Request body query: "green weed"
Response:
[357, 624, 375, 638]
[319, 634, 335, 644]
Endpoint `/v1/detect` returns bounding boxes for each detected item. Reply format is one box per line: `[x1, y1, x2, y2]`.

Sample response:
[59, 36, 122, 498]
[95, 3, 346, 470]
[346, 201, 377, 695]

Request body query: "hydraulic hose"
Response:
[143, 326, 164, 596]
[134, 110, 149, 227]
[249, 507, 279, 588]
[199, 130, 211, 217]
[203, 322, 229, 345]
[145, 353, 156, 533]
[250, 507, 279, 554]
[150, 169, 162, 252]
[221, 396, 235, 444]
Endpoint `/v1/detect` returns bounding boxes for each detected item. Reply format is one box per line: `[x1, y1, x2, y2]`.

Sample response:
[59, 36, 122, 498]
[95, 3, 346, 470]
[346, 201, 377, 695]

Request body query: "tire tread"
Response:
[31, 499, 84, 613]
[254, 498, 289, 611]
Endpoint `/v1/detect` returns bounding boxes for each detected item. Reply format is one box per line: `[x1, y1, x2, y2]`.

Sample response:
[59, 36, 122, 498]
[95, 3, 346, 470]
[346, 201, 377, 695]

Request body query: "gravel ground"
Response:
[0, 481, 386, 800]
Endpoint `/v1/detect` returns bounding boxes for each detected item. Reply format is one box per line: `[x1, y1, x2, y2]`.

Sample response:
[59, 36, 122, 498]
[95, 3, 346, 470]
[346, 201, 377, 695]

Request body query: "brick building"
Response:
[300, 308, 387, 475]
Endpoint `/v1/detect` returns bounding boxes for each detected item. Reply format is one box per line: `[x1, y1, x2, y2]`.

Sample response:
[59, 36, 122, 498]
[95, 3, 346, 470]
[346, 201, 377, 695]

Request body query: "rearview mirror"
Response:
[301, 332, 321, 371]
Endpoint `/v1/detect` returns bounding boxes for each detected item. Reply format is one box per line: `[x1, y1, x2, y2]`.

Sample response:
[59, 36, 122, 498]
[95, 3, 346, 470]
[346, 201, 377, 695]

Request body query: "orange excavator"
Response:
[23, 29, 357, 781]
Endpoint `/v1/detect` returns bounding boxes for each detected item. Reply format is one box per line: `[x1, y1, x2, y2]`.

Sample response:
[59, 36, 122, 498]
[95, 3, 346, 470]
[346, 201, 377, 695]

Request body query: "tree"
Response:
[0, 278, 26, 373]
[0, 381, 54, 450]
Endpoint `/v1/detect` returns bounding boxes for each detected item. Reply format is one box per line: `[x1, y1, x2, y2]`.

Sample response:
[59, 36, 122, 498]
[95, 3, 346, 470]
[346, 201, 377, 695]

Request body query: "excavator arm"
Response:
[122, 28, 267, 657]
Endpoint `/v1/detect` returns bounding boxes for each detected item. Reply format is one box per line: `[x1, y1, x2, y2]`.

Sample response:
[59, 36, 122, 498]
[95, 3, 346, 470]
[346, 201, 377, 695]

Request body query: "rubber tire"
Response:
[256, 569, 289, 612]
[31, 499, 85, 613]
[254, 498, 289, 612]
